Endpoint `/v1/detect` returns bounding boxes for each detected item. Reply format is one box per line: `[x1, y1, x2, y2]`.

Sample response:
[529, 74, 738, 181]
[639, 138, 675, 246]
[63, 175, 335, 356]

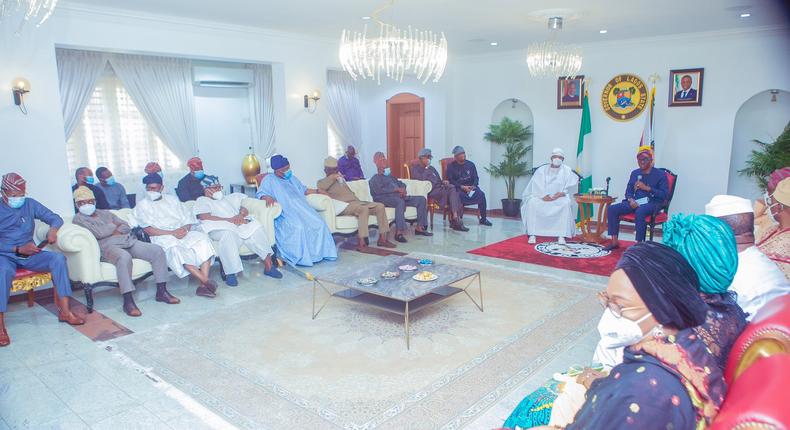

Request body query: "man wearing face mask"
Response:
[72, 186, 175, 316]
[1, 173, 84, 347]
[176, 157, 209, 202]
[705, 195, 789, 318]
[256, 155, 337, 266]
[133, 173, 218, 297]
[410, 148, 468, 232]
[72, 167, 110, 211]
[756, 171, 790, 279]
[194, 176, 281, 286]
[604, 146, 668, 250]
[95, 167, 130, 209]
[369, 152, 432, 243]
[520, 148, 579, 244]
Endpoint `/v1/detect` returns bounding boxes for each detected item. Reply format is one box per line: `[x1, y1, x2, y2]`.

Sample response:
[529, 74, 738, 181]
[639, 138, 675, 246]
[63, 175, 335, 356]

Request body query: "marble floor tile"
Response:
[89, 406, 169, 430]
[0, 368, 76, 430]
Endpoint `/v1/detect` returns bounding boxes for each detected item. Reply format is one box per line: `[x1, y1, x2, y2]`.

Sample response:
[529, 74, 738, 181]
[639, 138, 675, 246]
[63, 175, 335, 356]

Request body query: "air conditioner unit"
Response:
[193, 66, 253, 88]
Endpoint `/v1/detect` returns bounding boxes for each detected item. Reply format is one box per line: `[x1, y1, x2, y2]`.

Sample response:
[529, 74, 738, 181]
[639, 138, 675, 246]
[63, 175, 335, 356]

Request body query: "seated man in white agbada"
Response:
[133, 173, 218, 298]
[520, 148, 579, 244]
[194, 176, 282, 287]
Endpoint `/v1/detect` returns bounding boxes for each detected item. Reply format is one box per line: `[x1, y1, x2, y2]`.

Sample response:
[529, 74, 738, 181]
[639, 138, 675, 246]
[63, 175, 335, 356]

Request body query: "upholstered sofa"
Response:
[306, 179, 432, 235]
[34, 198, 281, 312]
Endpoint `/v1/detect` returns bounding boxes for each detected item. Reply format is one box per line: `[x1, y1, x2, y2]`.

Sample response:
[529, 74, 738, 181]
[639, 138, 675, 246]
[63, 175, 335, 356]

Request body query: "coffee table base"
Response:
[312, 274, 483, 349]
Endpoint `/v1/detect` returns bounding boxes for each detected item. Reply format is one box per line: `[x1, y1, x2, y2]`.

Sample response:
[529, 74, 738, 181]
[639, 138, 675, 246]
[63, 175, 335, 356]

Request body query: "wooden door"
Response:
[387, 93, 424, 178]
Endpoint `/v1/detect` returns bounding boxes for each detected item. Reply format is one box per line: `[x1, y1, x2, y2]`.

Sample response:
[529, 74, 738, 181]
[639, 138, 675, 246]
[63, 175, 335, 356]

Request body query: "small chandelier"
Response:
[527, 17, 582, 79]
[0, 0, 59, 32]
[339, 0, 448, 84]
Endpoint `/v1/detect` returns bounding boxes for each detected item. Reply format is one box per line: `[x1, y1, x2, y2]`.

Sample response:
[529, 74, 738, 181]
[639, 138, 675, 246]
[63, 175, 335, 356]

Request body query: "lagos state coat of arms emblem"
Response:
[601, 74, 648, 121]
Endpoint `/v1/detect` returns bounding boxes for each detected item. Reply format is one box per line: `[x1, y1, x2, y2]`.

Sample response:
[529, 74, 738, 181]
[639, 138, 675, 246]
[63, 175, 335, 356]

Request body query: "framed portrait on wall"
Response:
[557, 75, 585, 109]
[668, 68, 704, 107]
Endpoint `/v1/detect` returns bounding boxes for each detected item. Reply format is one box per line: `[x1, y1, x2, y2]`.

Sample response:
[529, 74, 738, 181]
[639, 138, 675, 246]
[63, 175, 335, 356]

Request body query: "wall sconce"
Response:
[770, 89, 779, 102]
[304, 89, 320, 113]
[12, 77, 30, 115]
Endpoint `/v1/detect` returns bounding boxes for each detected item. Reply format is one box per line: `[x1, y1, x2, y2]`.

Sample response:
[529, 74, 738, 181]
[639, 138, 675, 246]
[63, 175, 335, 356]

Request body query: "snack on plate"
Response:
[415, 271, 436, 281]
[356, 277, 377, 285]
[398, 264, 418, 272]
[381, 271, 400, 279]
[418, 259, 433, 265]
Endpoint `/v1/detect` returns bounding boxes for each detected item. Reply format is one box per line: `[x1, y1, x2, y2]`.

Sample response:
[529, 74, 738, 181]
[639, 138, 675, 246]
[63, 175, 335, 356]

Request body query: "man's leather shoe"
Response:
[0, 329, 10, 347]
[395, 234, 408, 243]
[479, 219, 493, 226]
[377, 240, 397, 248]
[415, 230, 433, 237]
[155, 284, 180, 304]
[58, 312, 85, 325]
[205, 279, 218, 294]
[196, 284, 216, 298]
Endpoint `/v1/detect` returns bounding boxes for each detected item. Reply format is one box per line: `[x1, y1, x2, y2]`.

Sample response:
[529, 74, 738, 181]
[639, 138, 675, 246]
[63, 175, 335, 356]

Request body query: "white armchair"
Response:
[34, 198, 281, 312]
[307, 179, 432, 235]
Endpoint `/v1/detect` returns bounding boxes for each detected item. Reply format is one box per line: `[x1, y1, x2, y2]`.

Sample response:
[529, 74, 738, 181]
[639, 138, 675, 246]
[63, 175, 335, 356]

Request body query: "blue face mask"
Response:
[105, 176, 117, 186]
[6, 196, 25, 209]
[85, 176, 96, 185]
[383, 167, 391, 176]
[283, 170, 293, 180]
[193, 170, 205, 180]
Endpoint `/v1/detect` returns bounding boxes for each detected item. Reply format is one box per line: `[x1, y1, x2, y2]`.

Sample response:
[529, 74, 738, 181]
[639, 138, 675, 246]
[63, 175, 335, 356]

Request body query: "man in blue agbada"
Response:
[256, 155, 337, 267]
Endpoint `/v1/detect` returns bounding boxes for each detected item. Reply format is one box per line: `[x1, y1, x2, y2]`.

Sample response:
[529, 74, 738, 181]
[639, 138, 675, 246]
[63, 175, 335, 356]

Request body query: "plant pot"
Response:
[501, 199, 522, 217]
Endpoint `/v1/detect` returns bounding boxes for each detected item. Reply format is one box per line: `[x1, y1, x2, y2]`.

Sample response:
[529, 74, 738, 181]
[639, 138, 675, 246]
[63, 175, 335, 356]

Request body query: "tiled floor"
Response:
[1, 217, 631, 429]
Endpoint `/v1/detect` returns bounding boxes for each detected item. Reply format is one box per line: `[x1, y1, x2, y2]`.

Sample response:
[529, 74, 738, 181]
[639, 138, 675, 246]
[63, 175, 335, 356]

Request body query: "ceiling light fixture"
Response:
[527, 16, 583, 79]
[490, 42, 498, 46]
[339, 0, 448, 84]
[599, 29, 608, 34]
[361, 16, 371, 20]
[740, 13, 751, 18]
[0, 0, 59, 33]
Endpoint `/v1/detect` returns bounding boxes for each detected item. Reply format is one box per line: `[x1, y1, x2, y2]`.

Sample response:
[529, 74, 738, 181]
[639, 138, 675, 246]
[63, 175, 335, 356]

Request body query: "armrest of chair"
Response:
[305, 194, 337, 232]
[402, 179, 432, 199]
[242, 198, 282, 248]
[50, 223, 104, 284]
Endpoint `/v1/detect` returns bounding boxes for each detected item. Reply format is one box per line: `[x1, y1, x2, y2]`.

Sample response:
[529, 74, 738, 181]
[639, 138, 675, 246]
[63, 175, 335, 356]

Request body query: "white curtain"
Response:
[326, 69, 364, 158]
[109, 53, 199, 161]
[247, 63, 276, 159]
[56, 49, 108, 139]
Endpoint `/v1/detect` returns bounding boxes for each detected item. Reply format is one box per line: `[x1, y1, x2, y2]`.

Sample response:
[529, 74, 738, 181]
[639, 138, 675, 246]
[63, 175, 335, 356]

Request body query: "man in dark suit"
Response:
[674, 75, 697, 102]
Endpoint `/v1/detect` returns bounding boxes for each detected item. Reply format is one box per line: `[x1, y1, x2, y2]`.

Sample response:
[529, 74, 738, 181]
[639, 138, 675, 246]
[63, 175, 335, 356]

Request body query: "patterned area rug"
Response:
[110, 256, 601, 429]
[468, 235, 636, 277]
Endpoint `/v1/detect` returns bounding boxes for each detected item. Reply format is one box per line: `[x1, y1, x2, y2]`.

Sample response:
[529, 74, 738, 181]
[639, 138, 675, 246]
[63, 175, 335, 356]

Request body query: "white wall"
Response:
[0, 4, 338, 214]
[728, 89, 790, 199]
[448, 27, 790, 213]
[490, 99, 534, 204]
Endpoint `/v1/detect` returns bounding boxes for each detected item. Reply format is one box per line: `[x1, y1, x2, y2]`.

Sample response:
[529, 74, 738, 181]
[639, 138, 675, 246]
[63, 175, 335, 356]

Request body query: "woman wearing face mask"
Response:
[756, 171, 790, 279]
[542, 242, 725, 430]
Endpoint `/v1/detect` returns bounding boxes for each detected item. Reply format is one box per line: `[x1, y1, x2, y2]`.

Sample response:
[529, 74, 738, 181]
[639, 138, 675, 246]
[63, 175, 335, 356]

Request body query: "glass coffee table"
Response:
[311, 255, 483, 349]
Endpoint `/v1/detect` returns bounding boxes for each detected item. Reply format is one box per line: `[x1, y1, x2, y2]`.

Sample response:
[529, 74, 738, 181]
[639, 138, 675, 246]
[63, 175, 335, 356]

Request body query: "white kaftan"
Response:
[193, 193, 273, 275]
[520, 164, 578, 238]
[730, 246, 790, 320]
[132, 194, 215, 278]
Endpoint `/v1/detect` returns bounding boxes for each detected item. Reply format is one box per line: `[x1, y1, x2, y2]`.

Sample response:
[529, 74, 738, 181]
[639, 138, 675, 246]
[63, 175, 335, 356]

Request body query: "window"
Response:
[66, 65, 182, 187]
[327, 121, 344, 158]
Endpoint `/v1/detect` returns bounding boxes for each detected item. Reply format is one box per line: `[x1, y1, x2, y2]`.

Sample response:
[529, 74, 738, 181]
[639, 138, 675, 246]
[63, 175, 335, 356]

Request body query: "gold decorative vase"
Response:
[241, 153, 261, 184]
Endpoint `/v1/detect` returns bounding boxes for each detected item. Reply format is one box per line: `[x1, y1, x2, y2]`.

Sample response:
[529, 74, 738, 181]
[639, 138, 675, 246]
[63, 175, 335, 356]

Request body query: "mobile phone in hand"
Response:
[37, 240, 48, 249]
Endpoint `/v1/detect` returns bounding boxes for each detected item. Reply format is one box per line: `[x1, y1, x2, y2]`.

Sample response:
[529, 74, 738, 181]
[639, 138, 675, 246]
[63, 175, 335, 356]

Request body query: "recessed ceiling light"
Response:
[599, 29, 608, 34]
[740, 13, 751, 18]
[361, 16, 371, 20]
[490, 42, 498, 46]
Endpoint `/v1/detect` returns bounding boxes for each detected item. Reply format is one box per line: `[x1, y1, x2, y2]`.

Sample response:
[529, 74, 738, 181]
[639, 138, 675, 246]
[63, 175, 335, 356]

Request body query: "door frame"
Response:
[386, 92, 425, 178]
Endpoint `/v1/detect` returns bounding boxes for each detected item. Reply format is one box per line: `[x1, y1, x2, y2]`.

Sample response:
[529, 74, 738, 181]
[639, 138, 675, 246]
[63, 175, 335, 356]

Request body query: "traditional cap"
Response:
[324, 156, 338, 168]
[452, 146, 465, 156]
[418, 148, 432, 158]
[1, 172, 26, 193]
[270, 154, 289, 170]
[187, 157, 203, 171]
[73, 186, 95, 202]
[637, 145, 653, 157]
[144, 162, 161, 174]
[551, 147, 565, 157]
[201, 175, 220, 188]
[775, 178, 790, 206]
[768, 167, 790, 191]
[705, 195, 754, 217]
[142, 173, 163, 185]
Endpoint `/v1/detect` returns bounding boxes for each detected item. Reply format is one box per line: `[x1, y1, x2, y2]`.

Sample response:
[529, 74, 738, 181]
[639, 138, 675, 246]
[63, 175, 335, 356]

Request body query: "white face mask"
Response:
[551, 157, 563, 167]
[78, 204, 96, 216]
[211, 191, 224, 200]
[597, 308, 654, 348]
[147, 191, 162, 201]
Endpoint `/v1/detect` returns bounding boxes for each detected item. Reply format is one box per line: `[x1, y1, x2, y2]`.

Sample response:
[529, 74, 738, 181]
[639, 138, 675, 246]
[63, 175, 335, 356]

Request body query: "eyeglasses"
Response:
[597, 291, 644, 318]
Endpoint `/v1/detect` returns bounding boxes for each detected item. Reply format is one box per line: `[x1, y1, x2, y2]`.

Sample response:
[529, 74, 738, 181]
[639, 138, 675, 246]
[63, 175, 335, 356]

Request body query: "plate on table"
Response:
[398, 264, 418, 272]
[381, 271, 400, 279]
[412, 271, 438, 282]
[417, 259, 433, 266]
[356, 277, 378, 286]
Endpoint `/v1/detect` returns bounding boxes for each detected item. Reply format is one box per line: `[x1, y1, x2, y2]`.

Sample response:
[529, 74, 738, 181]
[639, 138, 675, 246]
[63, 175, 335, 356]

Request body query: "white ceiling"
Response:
[64, 0, 789, 54]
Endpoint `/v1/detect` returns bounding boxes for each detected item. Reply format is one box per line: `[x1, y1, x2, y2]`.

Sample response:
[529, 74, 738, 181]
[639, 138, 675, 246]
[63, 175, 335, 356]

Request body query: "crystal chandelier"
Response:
[526, 17, 582, 79]
[0, 0, 59, 32]
[339, 0, 448, 84]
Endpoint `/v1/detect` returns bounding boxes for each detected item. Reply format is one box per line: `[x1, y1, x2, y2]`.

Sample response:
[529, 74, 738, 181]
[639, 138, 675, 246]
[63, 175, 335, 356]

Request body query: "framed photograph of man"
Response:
[668, 68, 704, 107]
[557, 75, 585, 109]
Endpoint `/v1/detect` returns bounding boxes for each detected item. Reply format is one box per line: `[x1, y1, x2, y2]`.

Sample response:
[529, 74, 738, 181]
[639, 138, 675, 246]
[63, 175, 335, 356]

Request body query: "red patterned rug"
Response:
[467, 235, 635, 277]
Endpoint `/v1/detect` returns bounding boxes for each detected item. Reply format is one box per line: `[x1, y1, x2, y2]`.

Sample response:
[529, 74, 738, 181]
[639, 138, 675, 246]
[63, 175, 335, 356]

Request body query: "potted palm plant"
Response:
[484, 117, 533, 217]
[739, 120, 790, 191]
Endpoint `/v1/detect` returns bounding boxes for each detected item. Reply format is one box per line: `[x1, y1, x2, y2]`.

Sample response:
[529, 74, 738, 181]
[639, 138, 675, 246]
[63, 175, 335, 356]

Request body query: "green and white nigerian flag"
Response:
[576, 90, 592, 222]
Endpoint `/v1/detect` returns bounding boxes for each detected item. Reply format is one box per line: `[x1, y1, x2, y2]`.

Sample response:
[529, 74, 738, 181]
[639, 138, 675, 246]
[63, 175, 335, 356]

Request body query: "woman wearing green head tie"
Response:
[663, 213, 748, 370]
